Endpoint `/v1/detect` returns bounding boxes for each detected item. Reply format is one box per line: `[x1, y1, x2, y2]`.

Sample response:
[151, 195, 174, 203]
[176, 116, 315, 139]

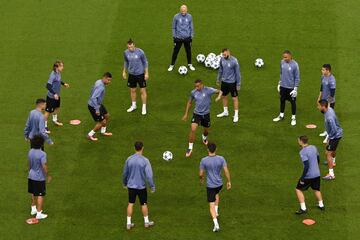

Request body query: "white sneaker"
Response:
[233, 115, 239, 123]
[31, 207, 37, 216]
[127, 106, 137, 113]
[291, 118, 296, 126]
[217, 112, 229, 118]
[36, 212, 48, 220]
[323, 135, 329, 144]
[188, 64, 195, 71]
[142, 107, 147, 115]
[168, 65, 174, 71]
[319, 131, 328, 137]
[273, 115, 284, 122]
[213, 225, 220, 232]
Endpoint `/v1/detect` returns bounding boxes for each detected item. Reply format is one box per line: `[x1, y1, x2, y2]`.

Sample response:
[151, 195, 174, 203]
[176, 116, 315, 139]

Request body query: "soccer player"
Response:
[122, 141, 155, 230]
[295, 135, 324, 215]
[87, 72, 113, 141]
[24, 98, 54, 148]
[122, 39, 149, 115]
[168, 5, 195, 72]
[44, 60, 70, 133]
[27, 135, 51, 220]
[216, 48, 241, 123]
[273, 50, 300, 126]
[317, 64, 336, 143]
[318, 99, 343, 180]
[182, 79, 222, 157]
[199, 143, 231, 232]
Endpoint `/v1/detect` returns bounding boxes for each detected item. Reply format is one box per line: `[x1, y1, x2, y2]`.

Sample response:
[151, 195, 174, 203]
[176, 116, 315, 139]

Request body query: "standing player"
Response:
[273, 50, 300, 126]
[44, 60, 70, 133]
[24, 98, 54, 148]
[27, 135, 51, 220]
[122, 39, 149, 115]
[318, 99, 343, 180]
[199, 143, 231, 232]
[295, 136, 324, 215]
[122, 141, 155, 230]
[87, 72, 113, 141]
[317, 64, 336, 143]
[168, 5, 195, 72]
[182, 79, 222, 157]
[216, 48, 241, 123]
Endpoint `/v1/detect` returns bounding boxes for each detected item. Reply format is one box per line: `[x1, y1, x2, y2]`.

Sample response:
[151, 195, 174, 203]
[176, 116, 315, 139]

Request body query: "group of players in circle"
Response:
[23, 4, 343, 232]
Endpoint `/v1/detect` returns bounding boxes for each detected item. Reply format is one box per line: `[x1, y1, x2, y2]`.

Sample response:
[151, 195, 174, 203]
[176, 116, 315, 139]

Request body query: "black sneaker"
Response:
[295, 209, 307, 215]
[317, 206, 325, 211]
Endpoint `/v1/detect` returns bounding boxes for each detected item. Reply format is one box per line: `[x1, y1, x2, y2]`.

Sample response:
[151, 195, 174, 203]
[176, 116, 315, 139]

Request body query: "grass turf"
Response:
[0, 0, 359, 239]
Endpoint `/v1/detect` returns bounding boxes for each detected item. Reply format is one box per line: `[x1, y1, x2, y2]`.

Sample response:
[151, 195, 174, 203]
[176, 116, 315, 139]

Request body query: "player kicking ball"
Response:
[87, 72, 113, 141]
[199, 143, 231, 232]
[182, 79, 222, 157]
[295, 136, 324, 215]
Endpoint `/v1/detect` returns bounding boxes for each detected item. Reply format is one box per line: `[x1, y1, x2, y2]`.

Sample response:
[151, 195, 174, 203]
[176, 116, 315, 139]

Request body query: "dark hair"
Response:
[222, 48, 229, 53]
[194, 79, 202, 84]
[53, 60, 63, 71]
[134, 141, 143, 151]
[318, 99, 329, 107]
[322, 64, 332, 71]
[31, 135, 45, 149]
[103, 72, 112, 78]
[207, 142, 217, 153]
[283, 50, 292, 55]
[36, 98, 46, 105]
[127, 38, 134, 45]
[299, 135, 309, 144]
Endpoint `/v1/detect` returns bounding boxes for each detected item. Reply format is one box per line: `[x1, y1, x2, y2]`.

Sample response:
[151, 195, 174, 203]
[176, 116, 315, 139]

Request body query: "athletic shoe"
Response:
[142, 107, 147, 115]
[291, 118, 296, 126]
[168, 65, 174, 72]
[273, 115, 284, 122]
[322, 174, 335, 180]
[217, 111, 229, 118]
[126, 223, 135, 230]
[185, 149, 192, 158]
[233, 115, 239, 123]
[202, 138, 208, 145]
[127, 106, 137, 113]
[188, 64, 195, 71]
[87, 135, 98, 141]
[319, 131, 327, 137]
[295, 209, 307, 215]
[144, 221, 154, 228]
[317, 206, 325, 211]
[45, 127, 51, 134]
[323, 135, 329, 144]
[101, 132, 113, 136]
[213, 225, 220, 232]
[53, 121, 63, 126]
[36, 212, 48, 220]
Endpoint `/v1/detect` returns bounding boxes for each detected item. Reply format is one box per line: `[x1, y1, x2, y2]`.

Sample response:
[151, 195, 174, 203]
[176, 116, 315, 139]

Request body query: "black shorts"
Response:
[28, 179, 46, 196]
[221, 82, 238, 97]
[280, 87, 296, 102]
[326, 137, 341, 151]
[330, 102, 335, 109]
[128, 74, 146, 88]
[207, 185, 223, 202]
[88, 104, 108, 122]
[128, 188, 147, 205]
[192, 113, 210, 128]
[296, 177, 320, 191]
[45, 96, 61, 113]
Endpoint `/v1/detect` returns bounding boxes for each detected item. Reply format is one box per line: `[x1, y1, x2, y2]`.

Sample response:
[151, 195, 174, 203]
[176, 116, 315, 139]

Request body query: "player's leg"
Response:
[126, 188, 136, 230]
[201, 114, 211, 145]
[101, 112, 112, 136]
[127, 88, 137, 112]
[35, 181, 47, 219]
[323, 150, 335, 180]
[139, 189, 154, 228]
[52, 97, 63, 126]
[186, 121, 198, 157]
[140, 87, 147, 115]
[184, 39, 195, 71]
[207, 188, 220, 232]
[28, 179, 37, 215]
[215, 194, 220, 217]
[314, 191, 325, 210]
[290, 97, 296, 126]
[44, 111, 51, 133]
[218, 83, 229, 117]
[295, 189, 307, 214]
[273, 87, 286, 122]
[202, 127, 209, 145]
[232, 96, 239, 123]
[169, 40, 183, 71]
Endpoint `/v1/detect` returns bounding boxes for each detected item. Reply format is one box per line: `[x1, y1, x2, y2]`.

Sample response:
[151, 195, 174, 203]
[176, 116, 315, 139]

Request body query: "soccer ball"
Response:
[204, 59, 212, 68]
[196, 54, 206, 63]
[178, 66, 188, 75]
[163, 151, 173, 161]
[207, 53, 216, 60]
[211, 61, 220, 69]
[255, 58, 264, 68]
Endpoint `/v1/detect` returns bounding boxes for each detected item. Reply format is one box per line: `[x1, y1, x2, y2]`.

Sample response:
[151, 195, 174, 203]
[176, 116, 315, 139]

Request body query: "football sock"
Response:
[189, 143, 193, 150]
[292, 115, 296, 119]
[52, 114, 58, 122]
[213, 218, 219, 227]
[31, 205, 37, 212]
[45, 121, 48, 127]
[36, 210, 42, 216]
[202, 134, 207, 140]
[215, 205, 219, 215]
[329, 169, 334, 176]
[234, 110, 239, 117]
[127, 216, 131, 225]
[318, 200, 324, 207]
[101, 127, 106, 134]
[300, 202, 306, 211]
[88, 130, 96, 136]
[144, 216, 149, 223]
[280, 112, 284, 118]
[132, 102, 136, 107]
[332, 157, 336, 164]
[142, 104, 146, 109]
[223, 107, 228, 113]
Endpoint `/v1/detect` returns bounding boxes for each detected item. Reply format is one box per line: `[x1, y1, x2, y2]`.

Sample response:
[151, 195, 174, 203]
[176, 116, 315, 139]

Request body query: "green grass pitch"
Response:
[1, 0, 360, 239]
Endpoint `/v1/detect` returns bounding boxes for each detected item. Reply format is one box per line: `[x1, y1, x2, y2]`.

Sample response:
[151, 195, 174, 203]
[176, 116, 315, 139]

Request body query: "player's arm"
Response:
[122, 161, 129, 188]
[39, 118, 53, 145]
[317, 84, 323, 103]
[89, 88, 102, 115]
[41, 155, 51, 183]
[235, 61, 241, 90]
[216, 59, 223, 85]
[46, 74, 57, 97]
[294, 64, 300, 88]
[145, 160, 155, 192]
[122, 53, 128, 80]
[142, 52, 149, 80]
[199, 169, 205, 185]
[214, 89, 223, 102]
[223, 166, 231, 190]
[61, 81, 70, 88]
[277, 62, 281, 92]
[190, 16, 194, 39]
[300, 160, 309, 182]
[24, 116, 30, 140]
[182, 99, 192, 121]
[172, 15, 177, 39]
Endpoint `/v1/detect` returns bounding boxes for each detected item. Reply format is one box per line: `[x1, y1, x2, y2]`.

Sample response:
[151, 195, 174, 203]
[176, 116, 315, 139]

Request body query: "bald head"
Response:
[180, 5, 188, 15]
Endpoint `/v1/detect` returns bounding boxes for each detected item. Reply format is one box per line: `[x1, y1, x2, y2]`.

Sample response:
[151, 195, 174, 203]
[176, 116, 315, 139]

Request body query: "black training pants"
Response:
[280, 86, 296, 115]
[171, 37, 192, 65]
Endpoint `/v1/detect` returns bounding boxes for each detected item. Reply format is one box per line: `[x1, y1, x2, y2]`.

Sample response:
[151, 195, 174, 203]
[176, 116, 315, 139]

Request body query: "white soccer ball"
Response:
[196, 54, 206, 63]
[163, 151, 173, 161]
[178, 66, 188, 75]
[204, 59, 212, 68]
[255, 58, 264, 68]
[207, 53, 216, 60]
[211, 61, 220, 69]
